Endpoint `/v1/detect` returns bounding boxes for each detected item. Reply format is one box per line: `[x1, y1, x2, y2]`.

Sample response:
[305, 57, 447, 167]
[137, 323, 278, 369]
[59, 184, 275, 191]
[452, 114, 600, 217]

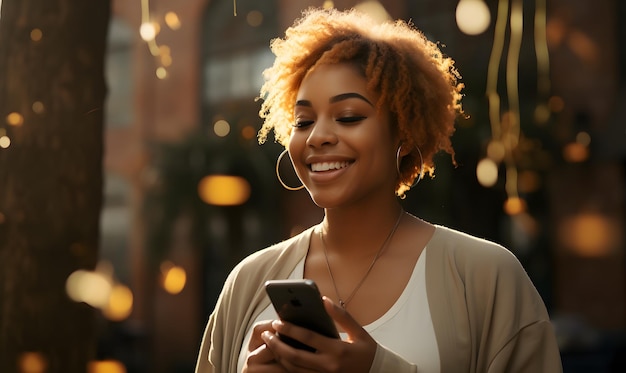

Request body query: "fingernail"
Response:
[272, 319, 284, 329]
[261, 331, 272, 341]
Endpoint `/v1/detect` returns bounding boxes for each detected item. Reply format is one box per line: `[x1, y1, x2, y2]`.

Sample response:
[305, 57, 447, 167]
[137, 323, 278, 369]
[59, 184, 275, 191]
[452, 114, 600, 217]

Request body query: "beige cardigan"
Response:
[195, 225, 562, 372]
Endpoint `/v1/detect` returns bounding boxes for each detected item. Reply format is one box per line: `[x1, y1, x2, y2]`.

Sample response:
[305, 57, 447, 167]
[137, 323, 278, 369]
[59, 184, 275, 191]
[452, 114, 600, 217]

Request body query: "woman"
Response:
[195, 7, 562, 373]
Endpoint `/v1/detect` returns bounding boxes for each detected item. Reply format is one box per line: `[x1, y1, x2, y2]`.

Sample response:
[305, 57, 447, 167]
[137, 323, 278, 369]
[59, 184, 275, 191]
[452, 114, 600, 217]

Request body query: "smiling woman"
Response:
[195, 7, 562, 373]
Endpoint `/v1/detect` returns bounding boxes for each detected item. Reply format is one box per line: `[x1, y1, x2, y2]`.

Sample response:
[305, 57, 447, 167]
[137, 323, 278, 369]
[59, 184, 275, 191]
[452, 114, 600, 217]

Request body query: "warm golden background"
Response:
[0, 0, 624, 372]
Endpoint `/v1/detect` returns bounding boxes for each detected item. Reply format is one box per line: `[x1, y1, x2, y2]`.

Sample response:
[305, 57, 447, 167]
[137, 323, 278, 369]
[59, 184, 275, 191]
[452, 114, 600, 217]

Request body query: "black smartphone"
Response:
[264, 279, 340, 352]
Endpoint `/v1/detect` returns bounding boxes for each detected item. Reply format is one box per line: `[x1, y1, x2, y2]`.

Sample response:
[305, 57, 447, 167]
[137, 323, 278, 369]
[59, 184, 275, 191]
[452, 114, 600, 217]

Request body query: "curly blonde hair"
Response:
[258, 7, 463, 197]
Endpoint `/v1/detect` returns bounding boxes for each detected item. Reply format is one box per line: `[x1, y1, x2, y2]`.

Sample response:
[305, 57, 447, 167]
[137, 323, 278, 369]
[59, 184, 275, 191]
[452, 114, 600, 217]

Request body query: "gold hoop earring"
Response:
[396, 144, 424, 190]
[276, 149, 305, 191]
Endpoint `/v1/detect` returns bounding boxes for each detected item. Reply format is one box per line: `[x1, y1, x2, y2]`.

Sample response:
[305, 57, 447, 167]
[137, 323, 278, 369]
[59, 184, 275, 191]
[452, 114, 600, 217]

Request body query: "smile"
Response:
[310, 161, 351, 172]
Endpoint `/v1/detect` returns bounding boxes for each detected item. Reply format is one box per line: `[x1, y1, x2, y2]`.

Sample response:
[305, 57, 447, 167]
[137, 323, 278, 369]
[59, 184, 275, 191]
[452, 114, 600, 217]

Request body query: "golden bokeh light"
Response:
[558, 213, 617, 257]
[563, 142, 588, 163]
[0, 135, 10, 149]
[88, 360, 127, 373]
[164, 12, 181, 30]
[161, 262, 187, 295]
[476, 158, 499, 187]
[139, 22, 156, 41]
[102, 284, 133, 321]
[18, 352, 47, 373]
[241, 125, 256, 140]
[156, 67, 167, 79]
[456, 0, 491, 35]
[486, 140, 506, 163]
[198, 175, 251, 206]
[576, 131, 591, 146]
[7, 112, 24, 126]
[246, 10, 263, 27]
[213, 119, 230, 137]
[322, 1, 334, 9]
[160, 54, 172, 67]
[65, 270, 112, 308]
[30, 28, 43, 42]
[503, 196, 527, 215]
[32, 101, 45, 114]
[354, 0, 391, 23]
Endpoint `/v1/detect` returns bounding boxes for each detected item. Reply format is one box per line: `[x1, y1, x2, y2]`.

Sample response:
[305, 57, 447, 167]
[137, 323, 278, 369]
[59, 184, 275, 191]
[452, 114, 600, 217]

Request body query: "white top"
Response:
[237, 247, 440, 372]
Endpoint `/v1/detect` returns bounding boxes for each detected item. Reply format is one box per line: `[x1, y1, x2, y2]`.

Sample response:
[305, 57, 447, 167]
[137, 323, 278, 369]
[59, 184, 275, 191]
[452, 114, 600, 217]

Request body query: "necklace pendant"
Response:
[339, 300, 346, 308]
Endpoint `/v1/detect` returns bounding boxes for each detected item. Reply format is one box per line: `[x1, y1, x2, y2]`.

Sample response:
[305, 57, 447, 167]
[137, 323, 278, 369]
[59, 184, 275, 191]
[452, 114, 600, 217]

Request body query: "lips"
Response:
[310, 161, 351, 172]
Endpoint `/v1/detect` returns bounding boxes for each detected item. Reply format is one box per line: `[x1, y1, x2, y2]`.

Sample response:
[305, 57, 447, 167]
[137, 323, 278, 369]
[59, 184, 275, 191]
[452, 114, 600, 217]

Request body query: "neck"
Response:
[321, 202, 404, 257]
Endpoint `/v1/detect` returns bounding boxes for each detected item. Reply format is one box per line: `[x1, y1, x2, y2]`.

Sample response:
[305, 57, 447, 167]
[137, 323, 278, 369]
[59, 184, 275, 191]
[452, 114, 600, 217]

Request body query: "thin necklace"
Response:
[320, 209, 404, 309]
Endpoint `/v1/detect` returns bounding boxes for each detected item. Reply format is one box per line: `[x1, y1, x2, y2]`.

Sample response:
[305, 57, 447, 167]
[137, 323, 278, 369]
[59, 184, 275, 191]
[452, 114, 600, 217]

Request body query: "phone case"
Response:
[265, 279, 340, 351]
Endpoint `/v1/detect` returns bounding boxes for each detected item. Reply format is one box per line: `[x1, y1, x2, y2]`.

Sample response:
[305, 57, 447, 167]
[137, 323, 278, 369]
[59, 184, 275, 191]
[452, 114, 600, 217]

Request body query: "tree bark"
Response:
[0, 0, 110, 372]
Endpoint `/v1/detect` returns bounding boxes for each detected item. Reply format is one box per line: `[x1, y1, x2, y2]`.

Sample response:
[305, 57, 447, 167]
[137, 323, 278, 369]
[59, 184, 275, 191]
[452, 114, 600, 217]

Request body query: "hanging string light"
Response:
[460, 0, 551, 215]
[140, 0, 180, 80]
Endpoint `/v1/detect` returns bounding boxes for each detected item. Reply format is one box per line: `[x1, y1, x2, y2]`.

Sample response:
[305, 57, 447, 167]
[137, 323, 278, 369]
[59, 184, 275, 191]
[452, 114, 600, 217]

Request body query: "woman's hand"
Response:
[243, 320, 289, 373]
[261, 296, 378, 372]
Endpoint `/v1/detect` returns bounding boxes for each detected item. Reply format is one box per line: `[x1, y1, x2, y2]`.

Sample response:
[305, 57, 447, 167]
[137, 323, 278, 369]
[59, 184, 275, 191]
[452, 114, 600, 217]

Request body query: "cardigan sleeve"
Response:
[487, 319, 562, 372]
[464, 240, 563, 372]
[369, 344, 418, 372]
[427, 226, 562, 372]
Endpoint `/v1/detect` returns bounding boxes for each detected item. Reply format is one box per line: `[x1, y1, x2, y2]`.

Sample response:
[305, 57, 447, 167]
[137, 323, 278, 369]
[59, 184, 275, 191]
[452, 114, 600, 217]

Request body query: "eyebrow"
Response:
[295, 92, 374, 107]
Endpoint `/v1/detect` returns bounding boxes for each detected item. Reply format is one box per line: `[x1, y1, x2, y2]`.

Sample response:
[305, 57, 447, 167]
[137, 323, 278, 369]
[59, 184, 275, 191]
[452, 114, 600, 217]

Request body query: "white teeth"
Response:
[311, 161, 350, 172]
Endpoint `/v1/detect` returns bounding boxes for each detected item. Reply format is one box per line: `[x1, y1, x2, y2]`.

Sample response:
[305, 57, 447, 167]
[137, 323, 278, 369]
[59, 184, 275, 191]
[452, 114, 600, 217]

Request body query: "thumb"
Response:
[323, 296, 372, 342]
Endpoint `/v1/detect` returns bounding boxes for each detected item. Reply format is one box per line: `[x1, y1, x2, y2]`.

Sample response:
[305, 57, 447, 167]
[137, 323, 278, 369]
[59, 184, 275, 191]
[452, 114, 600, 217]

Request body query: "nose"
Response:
[305, 118, 338, 148]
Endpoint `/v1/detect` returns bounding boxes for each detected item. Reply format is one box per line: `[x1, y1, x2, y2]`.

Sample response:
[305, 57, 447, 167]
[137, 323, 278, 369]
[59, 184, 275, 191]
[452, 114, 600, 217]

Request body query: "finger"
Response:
[261, 331, 318, 372]
[248, 343, 274, 364]
[245, 344, 289, 373]
[323, 296, 373, 342]
[249, 320, 277, 351]
[271, 319, 339, 354]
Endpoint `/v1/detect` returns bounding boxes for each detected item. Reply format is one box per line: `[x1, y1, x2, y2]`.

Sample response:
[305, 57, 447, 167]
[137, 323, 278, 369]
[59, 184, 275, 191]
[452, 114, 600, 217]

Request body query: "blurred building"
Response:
[100, 0, 625, 372]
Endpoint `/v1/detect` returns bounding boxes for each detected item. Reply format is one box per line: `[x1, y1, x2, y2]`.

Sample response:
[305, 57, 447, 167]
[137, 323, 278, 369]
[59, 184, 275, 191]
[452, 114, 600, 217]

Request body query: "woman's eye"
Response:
[293, 120, 314, 128]
[337, 116, 366, 123]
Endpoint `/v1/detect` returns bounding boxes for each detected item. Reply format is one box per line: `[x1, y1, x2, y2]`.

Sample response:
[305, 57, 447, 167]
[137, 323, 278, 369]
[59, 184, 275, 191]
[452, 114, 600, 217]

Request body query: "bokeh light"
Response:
[548, 96, 565, 112]
[0, 135, 10, 149]
[161, 261, 187, 295]
[486, 140, 506, 163]
[563, 142, 588, 163]
[32, 101, 45, 114]
[139, 22, 156, 41]
[7, 112, 24, 126]
[241, 125, 256, 140]
[198, 175, 251, 206]
[18, 352, 47, 373]
[456, 0, 491, 35]
[65, 269, 112, 308]
[30, 28, 43, 42]
[88, 360, 126, 373]
[476, 158, 499, 187]
[503, 196, 527, 215]
[156, 67, 168, 79]
[558, 213, 616, 257]
[102, 284, 133, 321]
[164, 12, 181, 30]
[246, 10, 263, 27]
[213, 119, 231, 137]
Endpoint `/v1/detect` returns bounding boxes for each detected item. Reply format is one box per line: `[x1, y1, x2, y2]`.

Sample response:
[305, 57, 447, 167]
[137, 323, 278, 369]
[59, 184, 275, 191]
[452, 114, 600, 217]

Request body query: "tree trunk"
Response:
[0, 0, 110, 372]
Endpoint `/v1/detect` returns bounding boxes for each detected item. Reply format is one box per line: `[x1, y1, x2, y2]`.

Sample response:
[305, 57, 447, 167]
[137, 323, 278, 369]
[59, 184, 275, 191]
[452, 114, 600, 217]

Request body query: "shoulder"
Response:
[226, 226, 314, 283]
[428, 225, 522, 274]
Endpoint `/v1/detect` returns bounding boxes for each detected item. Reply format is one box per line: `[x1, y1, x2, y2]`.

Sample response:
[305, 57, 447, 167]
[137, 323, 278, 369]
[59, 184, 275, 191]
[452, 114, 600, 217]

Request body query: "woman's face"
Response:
[288, 63, 399, 208]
